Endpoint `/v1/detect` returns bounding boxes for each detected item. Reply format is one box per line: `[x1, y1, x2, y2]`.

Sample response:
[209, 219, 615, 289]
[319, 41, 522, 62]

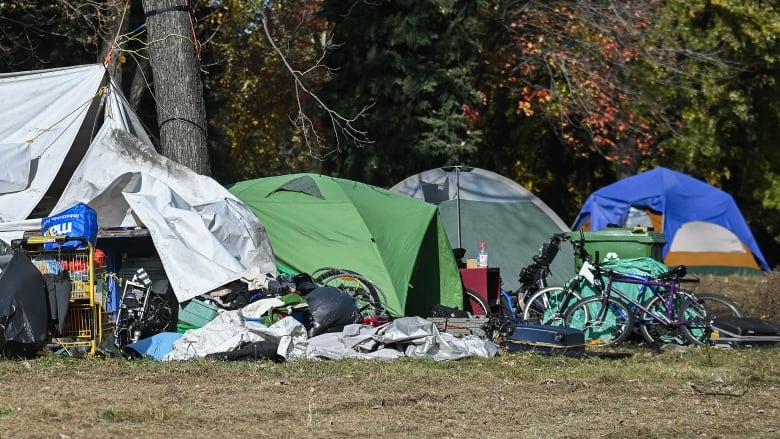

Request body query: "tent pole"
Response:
[455, 166, 462, 248]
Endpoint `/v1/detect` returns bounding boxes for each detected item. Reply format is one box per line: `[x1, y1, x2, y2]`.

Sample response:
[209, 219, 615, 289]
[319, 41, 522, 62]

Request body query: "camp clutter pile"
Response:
[155, 269, 498, 362]
[0, 219, 498, 362]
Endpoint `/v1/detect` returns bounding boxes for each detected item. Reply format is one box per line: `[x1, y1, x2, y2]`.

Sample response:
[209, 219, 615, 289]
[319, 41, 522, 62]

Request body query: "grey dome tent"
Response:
[391, 166, 574, 291]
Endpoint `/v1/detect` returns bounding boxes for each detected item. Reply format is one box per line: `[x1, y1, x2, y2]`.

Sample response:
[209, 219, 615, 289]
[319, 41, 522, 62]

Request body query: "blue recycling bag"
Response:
[41, 203, 98, 250]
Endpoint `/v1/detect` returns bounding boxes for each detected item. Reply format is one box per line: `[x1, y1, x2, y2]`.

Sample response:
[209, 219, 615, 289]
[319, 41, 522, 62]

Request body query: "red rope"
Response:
[183, 0, 201, 64]
[103, 0, 130, 65]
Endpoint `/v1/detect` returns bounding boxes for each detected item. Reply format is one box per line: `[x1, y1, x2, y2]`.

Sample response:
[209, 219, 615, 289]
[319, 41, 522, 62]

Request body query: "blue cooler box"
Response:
[502, 323, 585, 357]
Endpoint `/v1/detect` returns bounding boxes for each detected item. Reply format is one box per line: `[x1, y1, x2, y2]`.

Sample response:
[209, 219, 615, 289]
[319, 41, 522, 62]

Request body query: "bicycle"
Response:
[558, 255, 714, 347]
[468, 232, 573, 339]
[456, 231, 568, 319]
[520, 234, 588, 325]
[311, 267, 389, 318]
[518, 230, 739, 345]
[466, 232, 570, 324]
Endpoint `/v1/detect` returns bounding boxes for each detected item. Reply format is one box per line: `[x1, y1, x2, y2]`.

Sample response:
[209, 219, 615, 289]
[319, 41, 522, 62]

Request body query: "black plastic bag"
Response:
[1, 250, 49, 358]
[305, 286, 362, 337]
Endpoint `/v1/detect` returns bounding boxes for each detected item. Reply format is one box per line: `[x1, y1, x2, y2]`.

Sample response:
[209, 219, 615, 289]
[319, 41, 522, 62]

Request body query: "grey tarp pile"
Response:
[162, 302, 498, 362]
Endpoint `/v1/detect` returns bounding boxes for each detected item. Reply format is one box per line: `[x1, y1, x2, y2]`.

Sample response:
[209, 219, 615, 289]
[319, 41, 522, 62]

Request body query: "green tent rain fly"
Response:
[229, 174, 464, 317]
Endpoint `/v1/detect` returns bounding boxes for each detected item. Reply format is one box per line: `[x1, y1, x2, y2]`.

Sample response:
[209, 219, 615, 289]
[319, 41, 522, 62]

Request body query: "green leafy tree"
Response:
[317, 0, 483, 186]
[472, 1, 668, 220]
[474, 1, 780, 261]
[650, 0, 780, 264]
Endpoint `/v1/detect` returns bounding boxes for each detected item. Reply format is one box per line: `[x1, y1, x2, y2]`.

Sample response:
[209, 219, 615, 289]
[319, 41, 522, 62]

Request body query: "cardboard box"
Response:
[466, 258, 478, 268]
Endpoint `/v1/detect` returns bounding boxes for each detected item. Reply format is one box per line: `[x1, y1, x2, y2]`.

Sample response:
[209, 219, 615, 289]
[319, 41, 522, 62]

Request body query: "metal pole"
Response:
[455, 165, 462, 248]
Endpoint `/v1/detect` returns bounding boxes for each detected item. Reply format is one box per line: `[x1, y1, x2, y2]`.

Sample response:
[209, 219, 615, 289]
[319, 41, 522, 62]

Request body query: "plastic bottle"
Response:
[477, 241, 488, 267]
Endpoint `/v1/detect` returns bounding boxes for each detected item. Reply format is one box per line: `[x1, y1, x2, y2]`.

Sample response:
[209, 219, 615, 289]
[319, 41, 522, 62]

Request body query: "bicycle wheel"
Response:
[678, 297, 713, 345]
[638, 295, 690, 346]
[319, 272, 388, 317]
[521, 286, 580, 325]
[463, 288, 492, 317]
[312, 267, 358, 283]
[563, 296, 634, 346]
[141, 293, 175, 334]
[695, 293, 744, 319]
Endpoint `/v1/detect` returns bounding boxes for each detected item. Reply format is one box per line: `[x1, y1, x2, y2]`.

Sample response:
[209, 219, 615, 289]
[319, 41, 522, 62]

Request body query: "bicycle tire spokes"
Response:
[636, 290, 713, 345]
[522, 287, 577, 326]
[320, 273, 388, 318]
[564, 296, 634, 346]
[677, 297, 712, 345]
[639, 295, 688, 345]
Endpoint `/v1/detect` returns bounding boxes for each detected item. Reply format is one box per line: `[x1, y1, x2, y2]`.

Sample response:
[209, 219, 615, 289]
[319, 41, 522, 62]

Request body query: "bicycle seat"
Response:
[656, 265, 687, 280]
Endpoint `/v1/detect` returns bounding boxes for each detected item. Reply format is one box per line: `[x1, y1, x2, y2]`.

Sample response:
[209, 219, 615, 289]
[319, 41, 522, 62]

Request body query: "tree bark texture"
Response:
[142, 0, 211, 176]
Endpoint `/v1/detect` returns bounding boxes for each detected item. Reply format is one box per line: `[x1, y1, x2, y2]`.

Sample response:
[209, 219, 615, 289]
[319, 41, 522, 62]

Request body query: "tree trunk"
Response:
[141, 0, 211, 176]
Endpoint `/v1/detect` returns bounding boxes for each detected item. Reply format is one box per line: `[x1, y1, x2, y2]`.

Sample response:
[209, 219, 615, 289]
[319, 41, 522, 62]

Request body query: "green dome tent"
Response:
[229, 174, 464, 317]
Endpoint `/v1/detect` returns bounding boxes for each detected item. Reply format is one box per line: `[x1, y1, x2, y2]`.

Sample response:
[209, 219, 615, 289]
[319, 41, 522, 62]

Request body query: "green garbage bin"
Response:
[567, 227, 666, 271]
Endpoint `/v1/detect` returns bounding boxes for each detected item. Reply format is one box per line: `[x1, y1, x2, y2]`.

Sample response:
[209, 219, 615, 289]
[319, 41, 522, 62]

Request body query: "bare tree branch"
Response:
[259, 7, 374, 159]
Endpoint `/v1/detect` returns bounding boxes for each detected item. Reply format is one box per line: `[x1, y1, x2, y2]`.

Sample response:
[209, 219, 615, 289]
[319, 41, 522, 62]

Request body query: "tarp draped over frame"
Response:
[0, 64, 277, 302]
[0, 65, 106, 221]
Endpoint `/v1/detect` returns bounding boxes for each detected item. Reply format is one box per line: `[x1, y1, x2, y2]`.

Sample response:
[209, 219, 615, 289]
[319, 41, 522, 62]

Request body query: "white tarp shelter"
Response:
[0, 64, 277, 302]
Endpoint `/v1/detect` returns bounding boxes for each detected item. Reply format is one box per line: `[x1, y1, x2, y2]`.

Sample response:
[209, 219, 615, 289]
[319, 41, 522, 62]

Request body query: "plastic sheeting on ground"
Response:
[306, 317, 499, 361]
[162, 313, 498, 362]
[164, 299, 306, 361]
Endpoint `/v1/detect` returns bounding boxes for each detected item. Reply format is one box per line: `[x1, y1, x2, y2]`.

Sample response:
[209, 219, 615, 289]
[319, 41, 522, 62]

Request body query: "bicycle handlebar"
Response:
[566, 234, 595, 265]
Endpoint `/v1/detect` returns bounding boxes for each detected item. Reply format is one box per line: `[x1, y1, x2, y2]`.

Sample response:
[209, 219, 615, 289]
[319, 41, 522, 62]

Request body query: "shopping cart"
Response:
[12, 235, 104, 356]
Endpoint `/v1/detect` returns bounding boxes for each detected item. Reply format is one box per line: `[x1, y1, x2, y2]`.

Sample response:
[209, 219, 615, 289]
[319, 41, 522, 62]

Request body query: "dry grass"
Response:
[695, 271, 779, 321]
[1, 350, 778, 439]
[1, 275, 779, 439]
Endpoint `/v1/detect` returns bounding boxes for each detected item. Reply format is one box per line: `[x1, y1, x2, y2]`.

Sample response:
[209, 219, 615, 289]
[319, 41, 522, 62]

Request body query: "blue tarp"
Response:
[572, 167, 769, 271]
[125, 332, 182, 360]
